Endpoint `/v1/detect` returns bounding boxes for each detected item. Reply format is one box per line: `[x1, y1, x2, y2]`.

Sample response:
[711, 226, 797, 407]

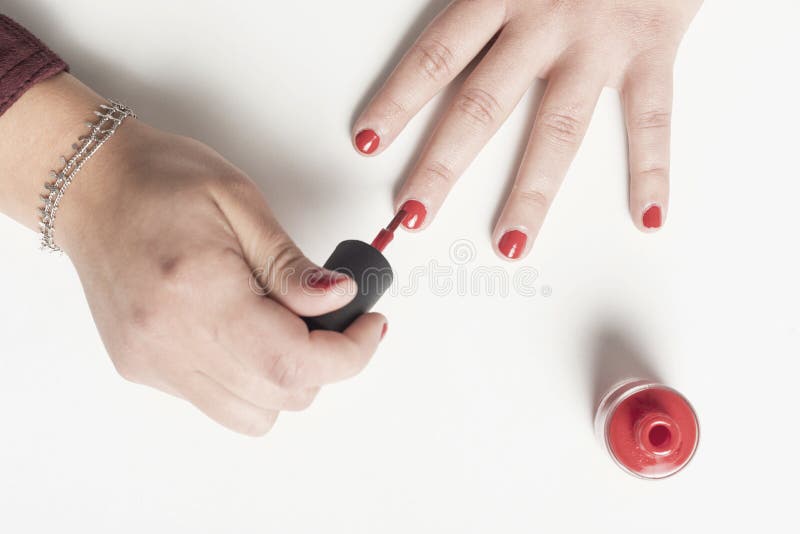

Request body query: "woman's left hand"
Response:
[353, 0, 702, 260]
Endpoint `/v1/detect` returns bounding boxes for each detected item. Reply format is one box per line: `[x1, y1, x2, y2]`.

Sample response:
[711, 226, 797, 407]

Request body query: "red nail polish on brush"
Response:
[595, 378, 699, 479]
[355, 129, 380, 154]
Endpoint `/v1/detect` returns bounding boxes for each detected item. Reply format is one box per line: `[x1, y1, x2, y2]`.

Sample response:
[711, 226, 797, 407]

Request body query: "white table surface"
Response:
[2, 1, 799, 532]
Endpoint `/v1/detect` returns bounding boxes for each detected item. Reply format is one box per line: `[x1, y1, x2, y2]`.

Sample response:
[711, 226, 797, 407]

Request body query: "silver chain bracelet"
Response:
[38, 99, 135, 252]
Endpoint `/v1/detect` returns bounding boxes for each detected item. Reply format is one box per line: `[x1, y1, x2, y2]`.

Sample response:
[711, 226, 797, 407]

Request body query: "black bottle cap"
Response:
[302, 240, 393, 332]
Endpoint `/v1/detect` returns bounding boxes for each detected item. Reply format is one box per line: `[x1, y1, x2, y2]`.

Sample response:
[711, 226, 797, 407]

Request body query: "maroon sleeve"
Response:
[0, 14, 68, 115]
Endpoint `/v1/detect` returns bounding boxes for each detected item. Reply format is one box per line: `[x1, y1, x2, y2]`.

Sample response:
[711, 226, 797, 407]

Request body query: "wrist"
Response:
[54, 108, 143, 259]
[0, 72, 140, 257]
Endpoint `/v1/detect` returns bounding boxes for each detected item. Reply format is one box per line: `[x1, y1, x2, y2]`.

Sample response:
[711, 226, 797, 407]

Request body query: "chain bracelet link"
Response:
[38, 99, 135, 252]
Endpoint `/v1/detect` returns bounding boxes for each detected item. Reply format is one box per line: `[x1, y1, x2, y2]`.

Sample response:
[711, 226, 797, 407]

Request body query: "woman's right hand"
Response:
[4, 74, 387, 436]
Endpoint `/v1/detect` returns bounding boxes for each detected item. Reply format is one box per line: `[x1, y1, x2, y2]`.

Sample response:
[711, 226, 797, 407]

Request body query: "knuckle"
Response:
[260, 240, 304, 292]
[422, 160, 456, 189]
[455, 87, 501, 128]
[617, 7, 677, 46]
[270, 240, 304, 272]
[155, 254, 206, 298]
[130, 302, 160, 333]
[516, 187, 550, 211]
[383, 96, 407, 119]
[158, 254, 190, 286]
[413, 37, 455, 82]
[268, 352, 303, 389]
[635, 166, 669, 182]
[538, 108, 585, 147]
[632, 109, 671, 131]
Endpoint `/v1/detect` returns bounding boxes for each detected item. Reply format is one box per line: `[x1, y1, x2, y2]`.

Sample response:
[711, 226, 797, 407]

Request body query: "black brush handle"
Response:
[302, 240, 393, 332]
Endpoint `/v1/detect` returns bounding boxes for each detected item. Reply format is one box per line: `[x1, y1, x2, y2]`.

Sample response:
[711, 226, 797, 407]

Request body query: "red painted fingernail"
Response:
[643, 204, 662, 229]
[380, 322, 388, 340]
[305, 269, 350, 290]
[355, 129, 380, 154]
[399, 200, 426, 230]
[498, 230, 527, 260]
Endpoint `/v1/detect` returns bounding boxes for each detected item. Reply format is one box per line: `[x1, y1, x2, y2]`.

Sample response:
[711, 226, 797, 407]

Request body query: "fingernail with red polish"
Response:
[355, 129, 380, 154]
[381, 322, 388, 340]
[643, 204, 662, 229]
[399, 200, 426, 230]
[305, 269, 350, 290]
[498, 230, 527, 260]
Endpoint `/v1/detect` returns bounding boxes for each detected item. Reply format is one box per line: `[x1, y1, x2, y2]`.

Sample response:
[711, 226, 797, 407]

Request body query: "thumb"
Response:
[254, 235, 357, 318]
[214, 175, 356, 317]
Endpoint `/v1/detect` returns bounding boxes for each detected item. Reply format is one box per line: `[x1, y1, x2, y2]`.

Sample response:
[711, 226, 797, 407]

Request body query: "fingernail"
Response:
[380, 322, 388, 340]
[643, 204, 662, 229]
[305, 269, 350, 290]
[355, 129, 380, 154]
[399, 199, 426, 230]
[498, 230, 527, 260]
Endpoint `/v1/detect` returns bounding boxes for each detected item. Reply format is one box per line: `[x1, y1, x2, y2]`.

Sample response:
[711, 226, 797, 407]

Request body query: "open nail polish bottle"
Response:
[301, 210, 406, 332]
[594, 378, 699, 479]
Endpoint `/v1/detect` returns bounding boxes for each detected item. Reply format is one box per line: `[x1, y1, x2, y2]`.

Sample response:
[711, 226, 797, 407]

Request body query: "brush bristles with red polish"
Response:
[371, 210, 407, 252]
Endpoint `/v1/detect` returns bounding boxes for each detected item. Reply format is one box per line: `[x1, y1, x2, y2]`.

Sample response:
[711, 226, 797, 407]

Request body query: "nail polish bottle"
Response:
[302, 240, 393, 332]
[301, 209, 409, 332]
[594, 378, 699, 479]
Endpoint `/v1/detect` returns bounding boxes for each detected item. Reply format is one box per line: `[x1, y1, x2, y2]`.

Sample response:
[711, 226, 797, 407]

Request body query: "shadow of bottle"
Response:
[589, 325, 662, 423]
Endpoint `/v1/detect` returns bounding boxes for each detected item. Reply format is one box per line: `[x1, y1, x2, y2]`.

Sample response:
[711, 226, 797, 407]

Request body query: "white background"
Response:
[1, 1, 799, 532]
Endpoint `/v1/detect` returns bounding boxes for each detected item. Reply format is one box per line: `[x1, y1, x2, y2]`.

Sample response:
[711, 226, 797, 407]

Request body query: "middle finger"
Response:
[394, 28, 552, 231]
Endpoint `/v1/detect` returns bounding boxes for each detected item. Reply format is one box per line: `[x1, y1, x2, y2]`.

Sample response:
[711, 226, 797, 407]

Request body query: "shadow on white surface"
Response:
[589, 325, 662, 421]
[4, 0, 374, 241]
[349, 0, 450, 128]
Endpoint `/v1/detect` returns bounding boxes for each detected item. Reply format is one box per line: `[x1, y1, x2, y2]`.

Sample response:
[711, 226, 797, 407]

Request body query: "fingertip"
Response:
[239, 411, 279, 437]
[304, 268, 355, 292]
[380, 321, 388, 341]
[395, 198, 429, 232]
[345, 311, 387, 339]
[307, 312, 386, 347]
[277, 266, 358, 318]
[341, 312, 388, 356]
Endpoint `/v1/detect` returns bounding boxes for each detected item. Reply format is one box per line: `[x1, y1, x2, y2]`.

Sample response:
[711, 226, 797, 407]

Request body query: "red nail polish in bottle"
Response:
[594, 378, 699, 479]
